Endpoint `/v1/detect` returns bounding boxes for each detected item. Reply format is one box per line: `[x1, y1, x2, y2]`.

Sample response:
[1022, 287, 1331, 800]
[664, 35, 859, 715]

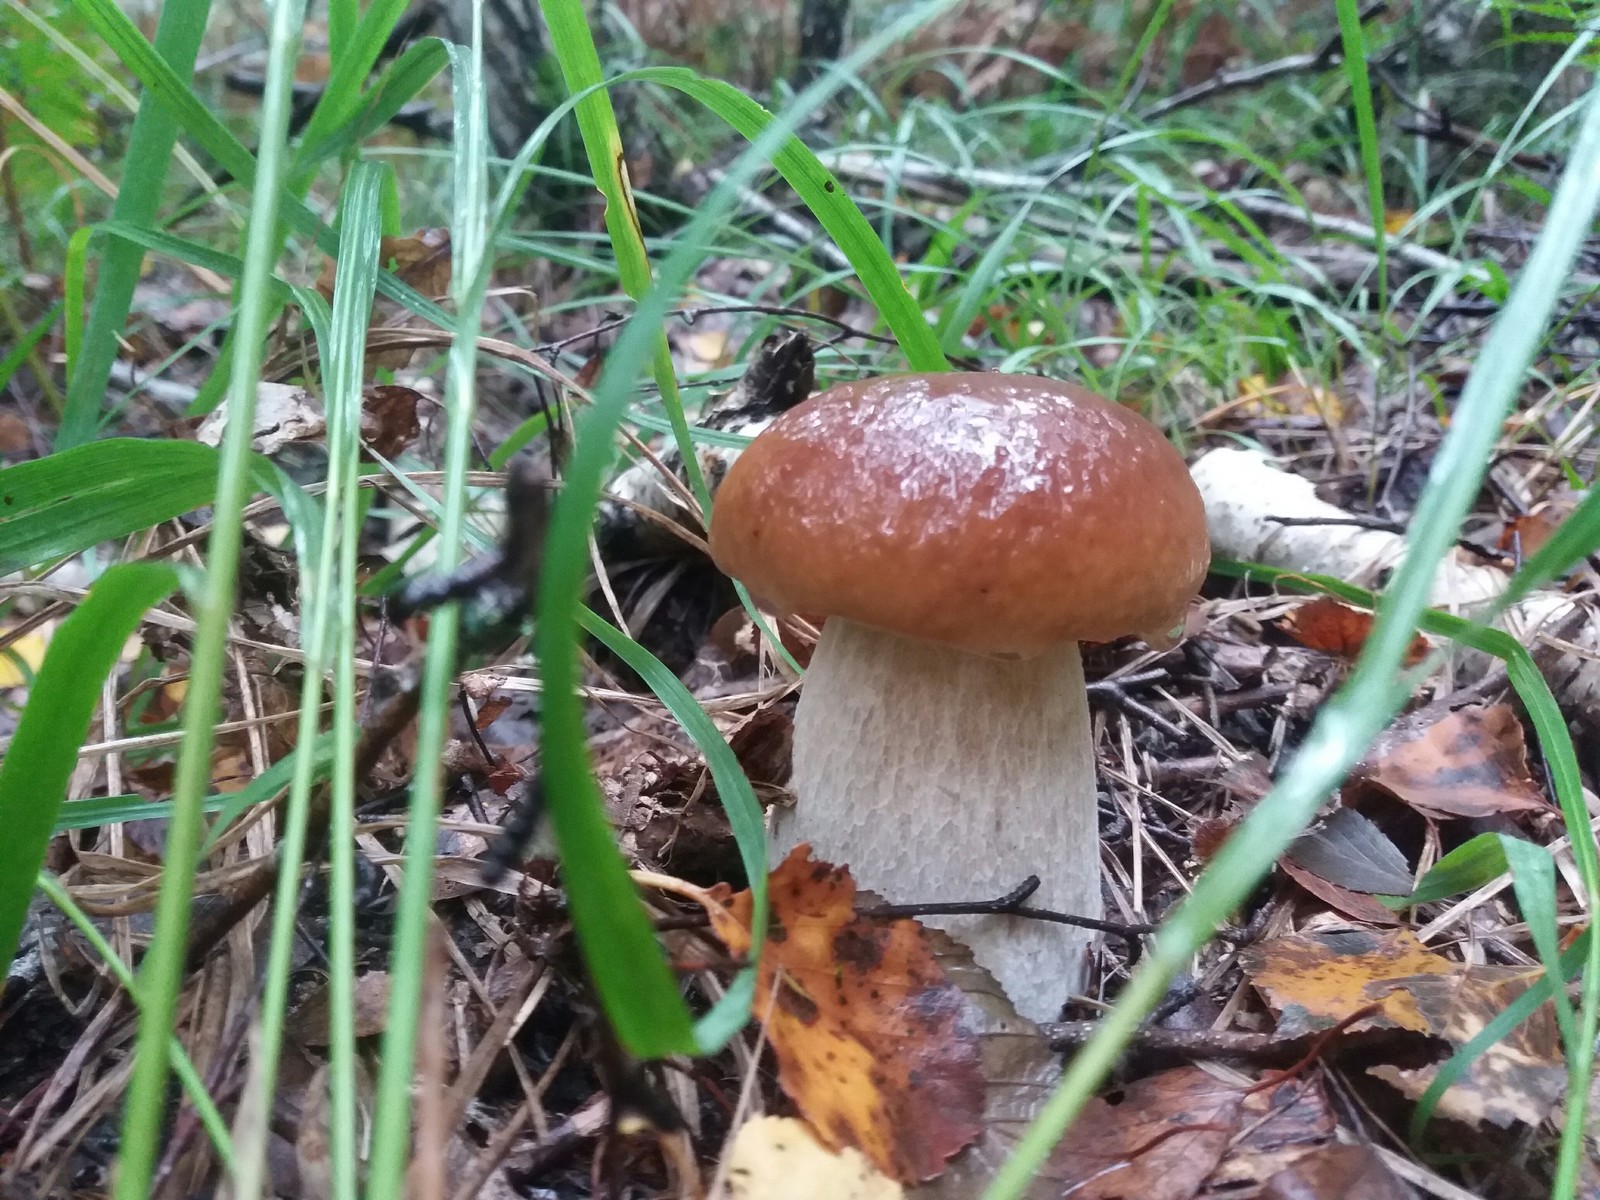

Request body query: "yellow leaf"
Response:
[727, 1117, 903, 1200]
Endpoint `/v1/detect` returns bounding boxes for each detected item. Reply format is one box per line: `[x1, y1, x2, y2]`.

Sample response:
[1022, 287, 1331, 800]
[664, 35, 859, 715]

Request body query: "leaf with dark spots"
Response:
[1357, 703, 1551, 820]
[699, 846, 983, 1183]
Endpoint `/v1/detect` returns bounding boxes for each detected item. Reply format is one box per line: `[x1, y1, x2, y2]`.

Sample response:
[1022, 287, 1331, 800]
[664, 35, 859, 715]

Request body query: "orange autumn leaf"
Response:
[1281, 597, 1428, 666]
[1240, 928, 1454, 1036]
[703, 847, 983, 1184]
[1497, 501, 1573, 560]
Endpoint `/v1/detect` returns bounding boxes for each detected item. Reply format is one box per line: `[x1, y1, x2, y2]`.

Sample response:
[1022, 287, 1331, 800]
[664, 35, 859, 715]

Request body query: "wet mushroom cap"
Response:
[709, 372, 1210, 658]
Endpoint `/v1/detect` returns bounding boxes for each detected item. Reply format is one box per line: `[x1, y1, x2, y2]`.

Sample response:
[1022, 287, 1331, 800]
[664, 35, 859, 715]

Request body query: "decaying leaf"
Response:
[1233, 373, 1345, 427]
[726, 1117, 903, 1200]
[1498, 500, 1574, 560]
[1244, 930, 1568, 1128]
[1045, 1066, 1244, 1200]
[1359, 704, 1551, 820]
[1367, 967, 1566, 1128]
[907, 928, 1062, 1200]
[1241, 928, 1454, 1037]
[1261, 1142, 1412, 1200]
[284, 971, 392, 1044]
[702, 847, 985, 1183]
[1277, 857, 1403, 926]
[1279, 598, 1429, 666]
[1204, 1075, 1337, 1189]
[1285, 807, 1413, 896]
[196, 381, 325, 455]
[194, 381, 421, 460]
[359, 384, 422, 458]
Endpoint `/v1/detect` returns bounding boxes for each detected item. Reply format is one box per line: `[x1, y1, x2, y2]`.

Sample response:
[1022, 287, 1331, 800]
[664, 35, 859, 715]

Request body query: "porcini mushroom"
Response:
[709, 372, 1209, 1022]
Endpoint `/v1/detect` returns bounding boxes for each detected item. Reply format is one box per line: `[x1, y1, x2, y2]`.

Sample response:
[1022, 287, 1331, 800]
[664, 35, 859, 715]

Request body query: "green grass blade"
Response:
[113, 0, 308, 1185]
[1501, 834, 1575, 1048]
[292, 38, 450, 171]
[366, 28, 496, 1196]
[0, 562, 180, 978]
[985, 71, 1600, 1200]
[1399, 833, 1511, 905]
[1335, 0, 1387, 315]
[56, 0, 211, 448]
[0, 440, 274, 576]
[581, 608, 768, 1048]
[291, 0, 413, 158]
[0, 301, 59, 395]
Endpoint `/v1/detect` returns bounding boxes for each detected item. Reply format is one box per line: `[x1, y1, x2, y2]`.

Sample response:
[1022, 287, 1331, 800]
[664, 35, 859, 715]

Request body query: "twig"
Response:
[864, 876, 1160, 935]
[1137, 1, 1388, 122]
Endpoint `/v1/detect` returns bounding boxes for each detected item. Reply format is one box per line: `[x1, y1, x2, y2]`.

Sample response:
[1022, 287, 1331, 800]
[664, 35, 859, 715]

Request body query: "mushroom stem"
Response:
[772, 618, 1100, 1023]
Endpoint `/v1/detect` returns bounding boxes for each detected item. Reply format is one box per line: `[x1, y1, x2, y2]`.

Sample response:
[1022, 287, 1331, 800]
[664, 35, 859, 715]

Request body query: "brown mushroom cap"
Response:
[709, 372, 1210, 657]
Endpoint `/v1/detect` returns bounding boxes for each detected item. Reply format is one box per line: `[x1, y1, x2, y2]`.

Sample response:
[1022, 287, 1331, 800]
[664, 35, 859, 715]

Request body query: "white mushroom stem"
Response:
[770, 618, 1099, 1024]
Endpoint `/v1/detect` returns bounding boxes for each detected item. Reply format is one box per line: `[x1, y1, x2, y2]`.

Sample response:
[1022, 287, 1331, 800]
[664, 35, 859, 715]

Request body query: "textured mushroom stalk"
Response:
[772, 619, 1099, 1022]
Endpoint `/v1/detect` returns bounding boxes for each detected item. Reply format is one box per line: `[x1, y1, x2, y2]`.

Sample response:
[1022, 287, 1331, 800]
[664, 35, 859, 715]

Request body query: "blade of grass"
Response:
[0, 439, 275, 576]
[1334, 0, 1387, 316]
[56, 0, 211, 449]
[113, 0, 308, 1186]
[365, 27, 495, 1197]
[530, 0, 962, 1058]
[985, 71, 1600, 1200]
[0, 562, 180, 978]
[321, 162, 385, 1200]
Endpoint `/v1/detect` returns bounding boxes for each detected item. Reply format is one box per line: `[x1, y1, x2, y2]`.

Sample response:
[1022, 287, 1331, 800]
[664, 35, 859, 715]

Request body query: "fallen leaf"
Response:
[726, 1117, 903, 1200]
[1359, 704, 1551, 819]
[907, 928, 1062, 1200]
[360, 384, 422, 458]
[1285, 808, 1413, 895]
[703, 847, 984, 1183]
[1046, 1066, 1243, 1200]
[1241, 928, 1454, 1037]
[284, 971, 392, 1044]
[0, 409, 31, 456]
[1280, 598, 1428, 666]
[1277, 858, 1403, 926]
[1498, 502, 1573, 560]
[1204, 1076, 1337, 1189]
[0, 623, 53, 687]
[195, 381, 325, 455]
[1262, 1142, 1412, 1200]
[1367, 967, 1566, 1128]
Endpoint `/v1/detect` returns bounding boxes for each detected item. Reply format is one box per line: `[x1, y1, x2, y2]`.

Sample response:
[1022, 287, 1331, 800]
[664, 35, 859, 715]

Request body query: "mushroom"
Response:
[709, 372, 1209, 1022]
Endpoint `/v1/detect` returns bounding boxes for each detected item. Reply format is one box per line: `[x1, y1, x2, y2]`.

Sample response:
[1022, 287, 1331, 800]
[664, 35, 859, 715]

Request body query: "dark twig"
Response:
[864, 876, 1159, 935]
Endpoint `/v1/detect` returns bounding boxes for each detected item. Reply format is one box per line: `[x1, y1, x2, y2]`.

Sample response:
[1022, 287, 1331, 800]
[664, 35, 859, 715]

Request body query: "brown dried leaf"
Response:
[704, 847, 984, 1183]
[1498, 501, 1573, 559]
[1280, 598, 1428, 666]
[284, 971, 392, 1044]
[1262, 1143, 1412, 1200]
[1240, 928, 1454, 1037]
[1203, 1076, 1337, 1190]
[1046, 1066, 1244, 1200]
[1361, 704, 1551, 819]
[359, 384, 421, 458]
[1277, 857, 1403, 926]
